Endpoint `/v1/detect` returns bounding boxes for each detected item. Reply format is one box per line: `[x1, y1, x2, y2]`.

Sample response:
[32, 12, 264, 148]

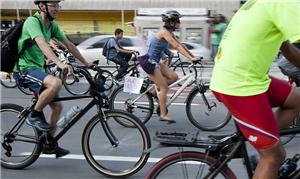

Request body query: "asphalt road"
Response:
[1, 65, 299, 179]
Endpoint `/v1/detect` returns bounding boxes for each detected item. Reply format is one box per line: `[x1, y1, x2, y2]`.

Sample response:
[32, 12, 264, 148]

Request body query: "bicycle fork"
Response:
[97, 105, 119, 147]
[198, 85, 217, 114]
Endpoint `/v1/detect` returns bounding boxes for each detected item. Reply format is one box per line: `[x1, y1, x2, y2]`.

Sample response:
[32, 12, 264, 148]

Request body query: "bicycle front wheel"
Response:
[0, 73, 17, 88]
[63, 68, 90, 95]
[145, 151, 236, 179]
[109, 84, 154, 126]
[94, 69, 115, 96]
[17, 85, 32, 95]
[1, 104, 42, 169]
[186, 87, 231, 131]
[82, 109, 151, 178]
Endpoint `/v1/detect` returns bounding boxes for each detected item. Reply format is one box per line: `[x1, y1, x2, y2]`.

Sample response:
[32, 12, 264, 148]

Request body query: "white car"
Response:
[77, 35, 147, 65]
[171, 42, 210, 62]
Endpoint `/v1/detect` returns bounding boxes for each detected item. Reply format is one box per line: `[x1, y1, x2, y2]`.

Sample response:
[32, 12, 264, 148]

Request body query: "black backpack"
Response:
[0, 16, 42, 73]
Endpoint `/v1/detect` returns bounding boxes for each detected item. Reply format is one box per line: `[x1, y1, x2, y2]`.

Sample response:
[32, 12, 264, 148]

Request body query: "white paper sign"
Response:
[123, 76, 144, 94]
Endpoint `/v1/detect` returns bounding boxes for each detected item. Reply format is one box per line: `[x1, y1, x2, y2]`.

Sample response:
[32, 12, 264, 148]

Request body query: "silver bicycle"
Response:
[109, 58, 232, 131]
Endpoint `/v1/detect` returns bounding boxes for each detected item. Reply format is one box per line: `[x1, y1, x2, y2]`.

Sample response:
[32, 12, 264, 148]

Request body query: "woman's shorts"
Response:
[138, 54, 157, 75]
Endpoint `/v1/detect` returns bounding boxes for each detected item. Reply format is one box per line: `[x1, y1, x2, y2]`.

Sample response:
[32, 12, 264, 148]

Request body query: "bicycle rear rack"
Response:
[153, 131, 225, 150]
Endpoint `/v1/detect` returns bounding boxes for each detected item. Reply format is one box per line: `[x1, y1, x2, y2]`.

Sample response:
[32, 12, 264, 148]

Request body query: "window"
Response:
[119, 38, 133, 47]
[186, 28, 203, 44]
[182, 43, 194, 50]
[88, 38, 110, 49]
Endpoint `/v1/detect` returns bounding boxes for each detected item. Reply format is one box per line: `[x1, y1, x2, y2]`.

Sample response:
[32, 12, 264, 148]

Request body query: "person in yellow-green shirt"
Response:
[210, 0, 300, 178]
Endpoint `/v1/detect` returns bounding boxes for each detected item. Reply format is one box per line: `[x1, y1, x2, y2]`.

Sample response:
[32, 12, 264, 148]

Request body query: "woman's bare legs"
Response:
[149, 63, 178, 121]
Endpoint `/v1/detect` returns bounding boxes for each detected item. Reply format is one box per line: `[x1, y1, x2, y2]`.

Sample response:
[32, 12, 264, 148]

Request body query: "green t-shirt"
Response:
[210, 0, 300, 96]
[210, 22, 227, 45]
[14, 12, 66, 72]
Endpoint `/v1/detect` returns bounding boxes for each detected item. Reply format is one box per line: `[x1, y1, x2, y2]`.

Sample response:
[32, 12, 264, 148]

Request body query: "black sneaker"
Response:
[43, 145, 70, 158]
[26, 112, 51, 132]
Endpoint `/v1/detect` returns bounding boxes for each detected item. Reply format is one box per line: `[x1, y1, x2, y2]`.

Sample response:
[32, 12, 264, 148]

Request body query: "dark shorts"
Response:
[138, 54, 156, 74]
[13, 69, 48, 95]
[212, 76, 292, 150]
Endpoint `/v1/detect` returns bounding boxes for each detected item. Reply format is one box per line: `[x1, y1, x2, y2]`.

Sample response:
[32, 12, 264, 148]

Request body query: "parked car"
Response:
[77, 35, 147, 65]
[171, 42, 210, 61]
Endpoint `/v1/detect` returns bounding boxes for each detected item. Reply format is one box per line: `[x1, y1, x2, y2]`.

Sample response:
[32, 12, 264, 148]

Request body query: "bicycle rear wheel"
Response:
[0, 72, 17, 88]
[82, 109, 151, 178]
[1, 104, 42, 169]
[109, 84, 154, 127]
[63, 68, 90, 95]
[186, 86, 232, 131]
[145, 151, 236, 179]
[280, 112, 300, 145]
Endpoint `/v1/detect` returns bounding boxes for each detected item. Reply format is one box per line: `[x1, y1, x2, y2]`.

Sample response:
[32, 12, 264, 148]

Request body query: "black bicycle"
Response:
[1, 66, 151, 178]
[145, 124, 300, 179]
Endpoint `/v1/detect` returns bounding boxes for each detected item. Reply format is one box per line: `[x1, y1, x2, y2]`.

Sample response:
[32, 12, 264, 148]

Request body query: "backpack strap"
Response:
[17, 15, 45, 73]
[107, 37, 119, 60]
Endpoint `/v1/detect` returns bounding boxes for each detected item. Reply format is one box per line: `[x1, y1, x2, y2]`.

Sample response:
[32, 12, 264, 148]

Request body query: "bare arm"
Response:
[35, 36, 73, 75]
[280, 41, 300, 68]
[173, 37, 194, 57]
[61, 39, 92, 67]
[159, 30, 194, 60]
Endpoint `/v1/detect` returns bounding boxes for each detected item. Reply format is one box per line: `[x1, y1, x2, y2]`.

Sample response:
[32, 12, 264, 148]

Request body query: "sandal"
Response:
[159, 116, 176, 124]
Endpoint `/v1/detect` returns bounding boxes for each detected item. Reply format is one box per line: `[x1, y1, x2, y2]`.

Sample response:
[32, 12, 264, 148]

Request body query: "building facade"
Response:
[1, 0, 243, 43]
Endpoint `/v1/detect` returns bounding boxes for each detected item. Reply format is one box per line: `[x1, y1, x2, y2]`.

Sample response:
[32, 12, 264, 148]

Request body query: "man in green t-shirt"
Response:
[13, 0, 93, 157]
[210, 0, 300, 178]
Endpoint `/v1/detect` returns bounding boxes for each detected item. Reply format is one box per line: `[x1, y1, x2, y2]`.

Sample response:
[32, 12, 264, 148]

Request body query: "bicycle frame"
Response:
[129, 72, 195, 107]
[5, 67, 120, 148]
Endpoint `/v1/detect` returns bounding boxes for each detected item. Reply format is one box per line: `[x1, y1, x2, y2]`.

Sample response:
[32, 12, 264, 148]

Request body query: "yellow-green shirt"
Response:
[210, 0, 300, 96]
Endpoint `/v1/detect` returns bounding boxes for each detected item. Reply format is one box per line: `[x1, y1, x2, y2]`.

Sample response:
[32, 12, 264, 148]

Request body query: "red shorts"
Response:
[212, 77, 292, 150]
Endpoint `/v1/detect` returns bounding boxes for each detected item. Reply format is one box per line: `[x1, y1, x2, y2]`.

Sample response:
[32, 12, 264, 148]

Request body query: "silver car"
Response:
[77, 35, 147, 65]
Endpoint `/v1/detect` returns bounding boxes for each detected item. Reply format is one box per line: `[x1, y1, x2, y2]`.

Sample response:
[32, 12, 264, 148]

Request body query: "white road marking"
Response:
[22, 153, 161, 162]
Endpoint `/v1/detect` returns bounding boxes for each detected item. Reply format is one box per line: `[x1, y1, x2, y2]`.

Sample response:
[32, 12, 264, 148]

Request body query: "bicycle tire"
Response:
[145, 151, 236, 179]
[281, 112, 300, 145]
[186, 86, 232, 131]
[63, 68, 90, 95]
[109, 84, 154, 127]
[17, 84, 32, 95]
[81, 109, 151, 178]
[94, 69, 115, 96]
[172, 62, 197, 86]
[1, 103, 42, 169]
[0, 73, 17, 88]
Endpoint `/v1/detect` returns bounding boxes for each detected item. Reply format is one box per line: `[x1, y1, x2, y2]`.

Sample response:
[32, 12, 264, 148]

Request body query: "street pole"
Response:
[121, 0, 124, 30]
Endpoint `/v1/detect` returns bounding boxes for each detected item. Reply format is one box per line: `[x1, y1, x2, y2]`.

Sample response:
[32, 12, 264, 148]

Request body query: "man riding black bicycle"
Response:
[106, 28, 139, 81]
[13, 0, 92, 157]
